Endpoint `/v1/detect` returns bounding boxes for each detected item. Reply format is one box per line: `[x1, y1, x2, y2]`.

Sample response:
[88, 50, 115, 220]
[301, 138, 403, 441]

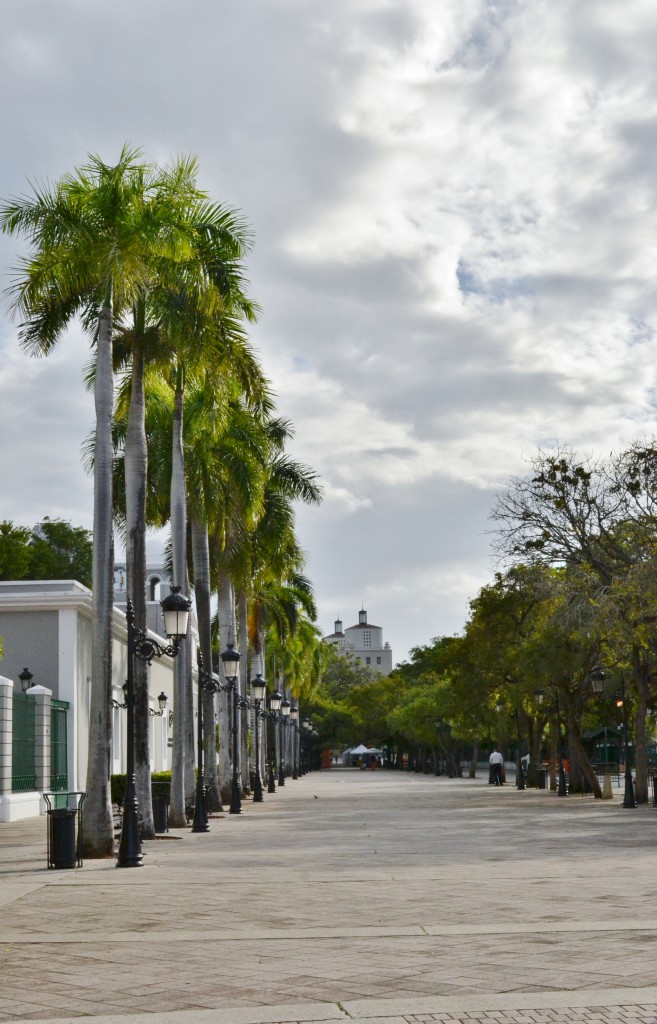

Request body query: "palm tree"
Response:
[1, 147, 197, 856]
[109, 167, 260, 833]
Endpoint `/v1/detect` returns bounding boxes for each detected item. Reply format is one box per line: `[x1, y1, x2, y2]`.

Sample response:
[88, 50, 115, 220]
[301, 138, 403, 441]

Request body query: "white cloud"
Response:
[2, 0, 657, 658]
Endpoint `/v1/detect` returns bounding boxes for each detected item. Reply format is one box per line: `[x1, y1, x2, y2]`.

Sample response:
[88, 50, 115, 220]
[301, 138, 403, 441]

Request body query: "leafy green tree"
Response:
[0, 522, 35, 579]
[0, 519, 92, 586]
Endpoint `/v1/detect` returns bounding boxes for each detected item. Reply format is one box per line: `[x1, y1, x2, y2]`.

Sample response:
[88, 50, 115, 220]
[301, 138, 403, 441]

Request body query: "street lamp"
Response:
[268, 689, 282, 792]
[149, 692, 168, 717]
[252, 673, 267, 802]
[616, 674, 636, 809]
[19, 667, 33, 692]
[221, 642, 242, 815]
[590, 667, 605, 695]
[279, 698, 291, 786]
[192, 651, 223, 834]
[118, 587, 191, 868]
[290, 705, 299, 779]
[516, 706, 526, 791]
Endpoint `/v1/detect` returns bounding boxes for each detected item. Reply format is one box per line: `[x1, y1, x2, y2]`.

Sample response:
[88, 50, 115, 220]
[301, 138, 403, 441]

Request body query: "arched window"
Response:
[148, 576, 161, 602]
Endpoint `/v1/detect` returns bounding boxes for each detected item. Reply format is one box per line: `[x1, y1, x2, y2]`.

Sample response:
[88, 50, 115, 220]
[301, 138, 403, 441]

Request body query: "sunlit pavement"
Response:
[1, 769, 657, 1024]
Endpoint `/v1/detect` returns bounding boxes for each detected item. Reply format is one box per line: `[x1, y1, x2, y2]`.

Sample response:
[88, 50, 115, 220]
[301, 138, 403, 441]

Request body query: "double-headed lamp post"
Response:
[290, 705, 299, 779]
[268, 689, 282, 792]
[252, 673, 267, 802]
[615, 673, 636, 809]
[220, 643, 242, 815]
[279, 698, 291, 786]
[192, 651, 222, 834]
[118, 586, 191, 868]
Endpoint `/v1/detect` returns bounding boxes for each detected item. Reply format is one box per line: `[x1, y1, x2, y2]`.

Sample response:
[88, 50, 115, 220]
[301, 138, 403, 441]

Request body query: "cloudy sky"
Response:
[2, 0, 657, 662]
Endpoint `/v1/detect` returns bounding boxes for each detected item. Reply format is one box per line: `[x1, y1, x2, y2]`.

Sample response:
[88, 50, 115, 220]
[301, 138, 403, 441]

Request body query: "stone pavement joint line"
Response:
[2, 773, 657, 1023]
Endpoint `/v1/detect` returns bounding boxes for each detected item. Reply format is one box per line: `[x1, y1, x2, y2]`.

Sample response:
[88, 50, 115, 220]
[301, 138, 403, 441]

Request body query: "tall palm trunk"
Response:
[84, 296, 115, 857]
[191, 515, 221, 810]
[238, 588, 249, 794]
[124, 320, 154, 838]
[217, 570, 233, 803]
[170, 369, 188, 827]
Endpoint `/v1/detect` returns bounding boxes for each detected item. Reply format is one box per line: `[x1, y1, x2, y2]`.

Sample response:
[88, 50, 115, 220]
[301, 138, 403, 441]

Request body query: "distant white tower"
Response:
[323, 608, 392, 675]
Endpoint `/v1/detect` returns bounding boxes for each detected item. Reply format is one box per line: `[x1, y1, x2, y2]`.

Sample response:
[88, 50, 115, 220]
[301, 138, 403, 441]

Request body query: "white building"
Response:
[0, 576, 193, 822]
[323, 609, 393, 675]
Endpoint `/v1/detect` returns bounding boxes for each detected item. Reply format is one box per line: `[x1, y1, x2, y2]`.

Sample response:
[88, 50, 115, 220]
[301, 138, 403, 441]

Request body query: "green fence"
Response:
[12, 691, 36, 792]
[50, 699, 69, 792]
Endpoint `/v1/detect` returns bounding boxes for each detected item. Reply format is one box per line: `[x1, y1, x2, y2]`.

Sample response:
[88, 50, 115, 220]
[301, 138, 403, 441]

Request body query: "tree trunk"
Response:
[191, 516, 221, 810]
[216, 570, 233, 803]
[83, 297, 115, 857]
[169, 371, 188, 827]
[632, 648, 649, 804]
[469, 740, 478, 778]
[565, 693, 602, 798]
[124, 329, 154, 839]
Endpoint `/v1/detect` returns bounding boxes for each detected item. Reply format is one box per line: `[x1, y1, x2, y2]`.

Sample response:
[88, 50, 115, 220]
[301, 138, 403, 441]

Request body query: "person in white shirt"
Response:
[489, 749, 504, 786]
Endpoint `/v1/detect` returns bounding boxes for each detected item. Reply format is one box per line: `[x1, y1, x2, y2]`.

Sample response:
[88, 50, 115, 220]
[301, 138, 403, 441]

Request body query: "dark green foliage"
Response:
[112, 771, 171, 806]
[0, 518, 93, 587]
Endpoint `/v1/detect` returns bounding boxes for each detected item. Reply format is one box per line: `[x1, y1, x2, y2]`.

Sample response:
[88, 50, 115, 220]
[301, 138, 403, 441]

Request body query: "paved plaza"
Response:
[1, 770, 657, 1024]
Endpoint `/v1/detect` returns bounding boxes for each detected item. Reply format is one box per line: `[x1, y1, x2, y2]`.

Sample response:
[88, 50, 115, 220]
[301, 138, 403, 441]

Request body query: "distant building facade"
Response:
[323, 609, 393, 675]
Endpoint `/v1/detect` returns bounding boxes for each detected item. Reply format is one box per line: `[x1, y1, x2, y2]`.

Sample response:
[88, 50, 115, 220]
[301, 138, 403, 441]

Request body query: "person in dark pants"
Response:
[489, 749, 504, 785]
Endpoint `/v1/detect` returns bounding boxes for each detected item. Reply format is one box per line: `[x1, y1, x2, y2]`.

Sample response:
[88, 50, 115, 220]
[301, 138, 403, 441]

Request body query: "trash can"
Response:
[536, 768, 547, 790]
[49, 809, 77, 868]
[44, 792, 85, 869]
[152, 788, 169, 834]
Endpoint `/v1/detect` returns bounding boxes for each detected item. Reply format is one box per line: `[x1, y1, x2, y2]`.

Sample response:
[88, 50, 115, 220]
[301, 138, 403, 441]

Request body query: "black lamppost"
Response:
[516, 707, 525, 791]
[117, 586, 191, 868]
[252, 673, 267, 802]
[268, 689, 282, 792]
[220, 643, 242, 815]
[291, 705, 299, 779]
[279, 698, 291, 785]
[192, 651, 224, 834]
[616, 673, 636, 808]
[19, 667, 34, 692]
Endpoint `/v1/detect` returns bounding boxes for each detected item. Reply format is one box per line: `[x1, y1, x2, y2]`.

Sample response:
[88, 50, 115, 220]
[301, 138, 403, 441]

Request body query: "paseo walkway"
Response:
[1, 770, 657, 1024]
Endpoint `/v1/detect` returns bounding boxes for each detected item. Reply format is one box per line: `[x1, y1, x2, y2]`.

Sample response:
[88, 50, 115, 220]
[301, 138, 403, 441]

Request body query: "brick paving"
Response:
[1, 772, 657, 1023]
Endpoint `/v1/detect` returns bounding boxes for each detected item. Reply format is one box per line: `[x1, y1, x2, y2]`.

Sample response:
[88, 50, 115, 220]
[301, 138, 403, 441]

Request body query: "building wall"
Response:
[0, 610, 59, 694]
[0, 580, 182, 817]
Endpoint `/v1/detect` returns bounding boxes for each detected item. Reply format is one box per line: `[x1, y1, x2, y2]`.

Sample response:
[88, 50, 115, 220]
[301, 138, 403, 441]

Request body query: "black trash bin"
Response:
[536, 768, 547, 790]
[44, 792, 85, 869]
[152, 789, 169, 834]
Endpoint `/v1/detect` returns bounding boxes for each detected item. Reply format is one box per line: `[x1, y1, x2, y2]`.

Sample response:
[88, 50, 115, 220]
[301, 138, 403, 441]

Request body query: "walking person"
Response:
[489, 749, 505, 786]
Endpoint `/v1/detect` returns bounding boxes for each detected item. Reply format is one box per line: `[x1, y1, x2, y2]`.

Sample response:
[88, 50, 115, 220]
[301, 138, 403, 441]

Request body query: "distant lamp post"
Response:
[590, 667, 605, 695]
[290, 705, 299, 779]
[192, 652, 221, 834]
[269, 689, 282, 792]
[19, 667, 33, 692]
[279, 698, 291, 786]
[252, 673, 267, 802]
[221, 643, 242, 815]
[515, 706, 526, 791]
[118, 587, 191, 868]
[616, 673, 636, 809]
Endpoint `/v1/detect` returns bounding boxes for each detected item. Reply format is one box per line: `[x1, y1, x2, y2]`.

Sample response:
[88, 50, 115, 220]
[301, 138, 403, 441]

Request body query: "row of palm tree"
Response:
[1, 146, 325, 855]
